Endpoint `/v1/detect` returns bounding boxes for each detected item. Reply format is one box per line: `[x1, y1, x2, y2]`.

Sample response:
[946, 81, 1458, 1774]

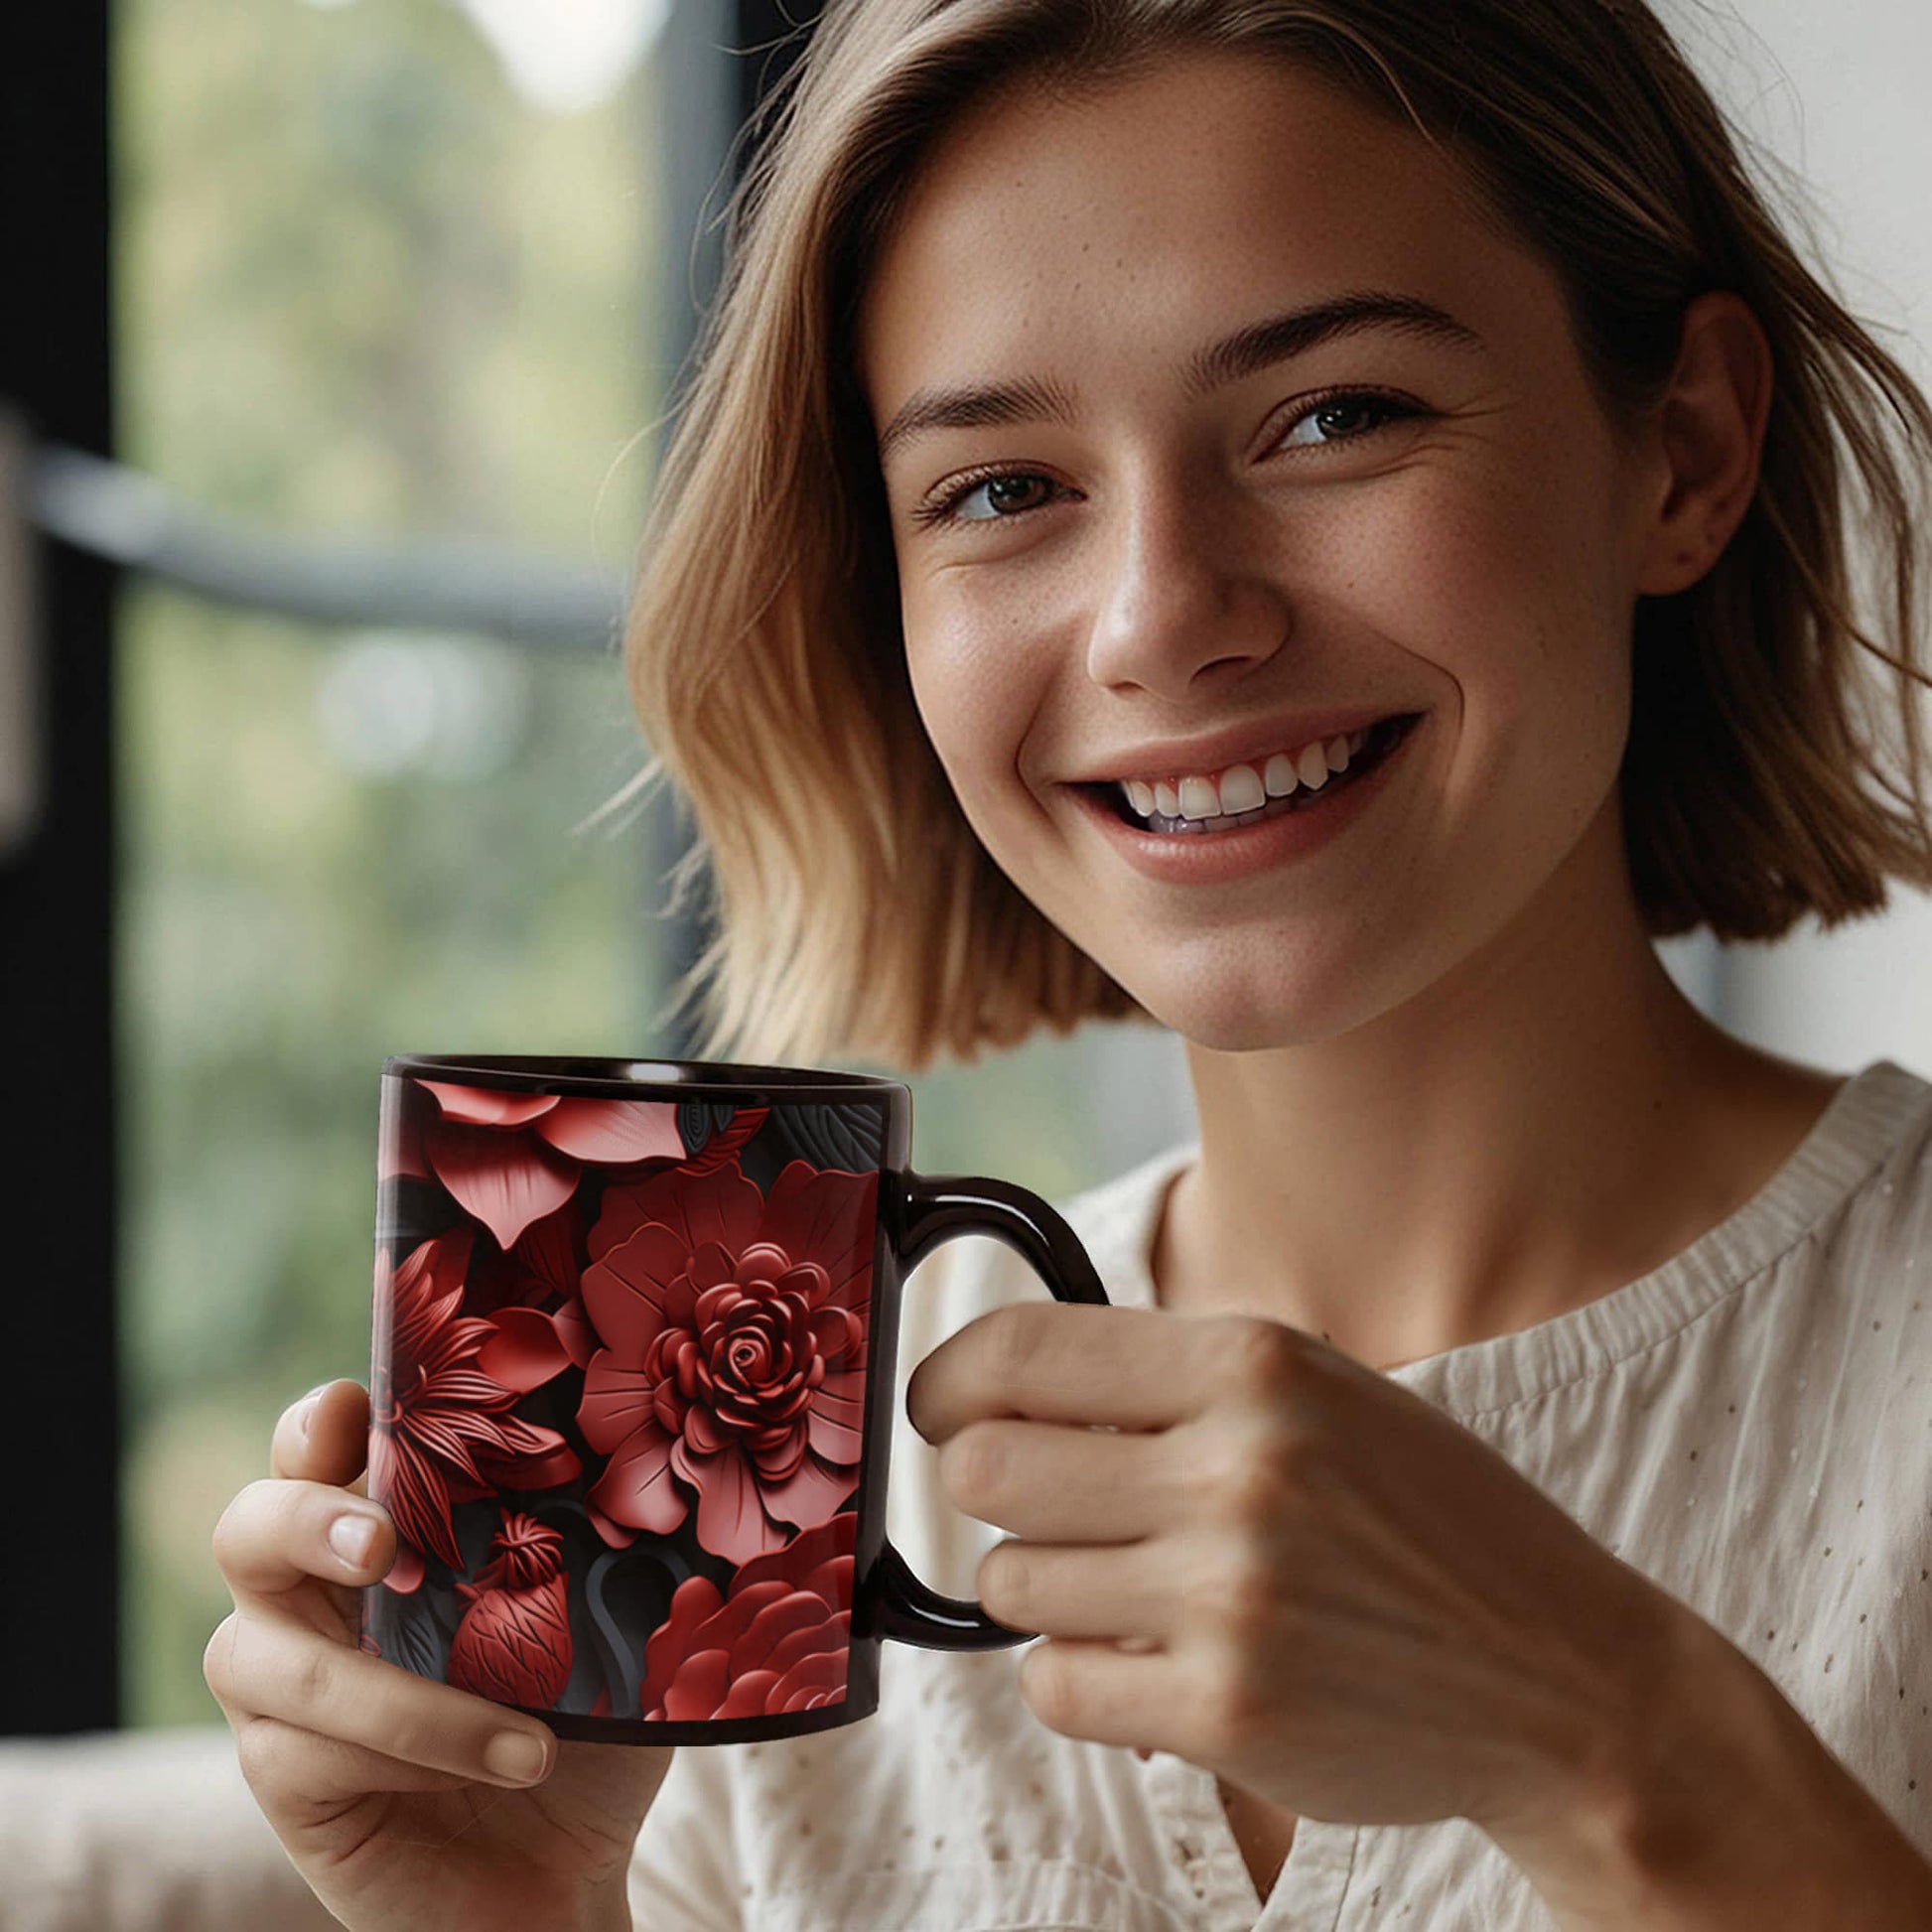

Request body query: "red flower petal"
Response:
[688, 1242, 739, 1294]
[579, 1223, 692, 1358]
[683, 1405, 728, 1455]
[425, 1120, 581, 1250]
[663, 1648, 732, 1723]
[513, 1205, 583, 1298]
[685, 1580, 794, 1658]
[419, 1081, 561, 1129]
[674, 1441, 789, 1565]
[379, 1430, 467, 1570]
[639, 1576, 722, 1718]
[800, 1554, 855, 1610]
[756, 1448, 859, 1537]
[476, 1307, 575, 1394]
[805, 1368, 867, 1464]
[770, 1649, 848, 1710]
[594, 1163, 764, 1273]
[552, 1296, 599, 1369]
[806, 1306, 865, 1370]
[475, 1438, 581, 1492]
[732, 1591, 831, 1673]
[579, 1353, 662, 1454]
[763, 1610, 849, 1678]
[714, 1669, 783, 1721]
[533, 1098, 685, 1164]
[584, 1419, 687, 1534]
[586, 1498, 640, 1549]
[693, 1280, 743, 1329]
[732, 1510, 856, 1593]
[754, 1163, 877, 1313]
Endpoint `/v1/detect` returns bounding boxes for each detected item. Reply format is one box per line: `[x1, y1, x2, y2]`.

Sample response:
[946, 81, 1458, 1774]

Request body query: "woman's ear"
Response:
[1631, 289, 1775, 596]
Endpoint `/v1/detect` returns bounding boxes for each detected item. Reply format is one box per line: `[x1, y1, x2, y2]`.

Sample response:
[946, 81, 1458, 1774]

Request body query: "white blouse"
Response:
[626, 1056, 1932, 1931]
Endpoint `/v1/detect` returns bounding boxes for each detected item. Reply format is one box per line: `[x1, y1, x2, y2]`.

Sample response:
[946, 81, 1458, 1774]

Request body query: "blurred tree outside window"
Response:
[114, 0, 1194, 1729]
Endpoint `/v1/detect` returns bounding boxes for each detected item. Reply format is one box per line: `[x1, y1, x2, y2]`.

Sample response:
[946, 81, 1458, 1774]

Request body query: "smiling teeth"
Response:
[1119, 727, 1372, 825]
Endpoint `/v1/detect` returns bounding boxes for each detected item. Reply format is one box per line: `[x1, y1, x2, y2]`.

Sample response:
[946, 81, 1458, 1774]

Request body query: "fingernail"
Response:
[329, 1513, 378, 1568]
[483, 1730, 550, 1784]
[298, 1385, 329, 1439]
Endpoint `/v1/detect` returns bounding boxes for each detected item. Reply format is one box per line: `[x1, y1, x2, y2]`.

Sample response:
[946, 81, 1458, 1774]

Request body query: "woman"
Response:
[206, 2, 1932, 1927]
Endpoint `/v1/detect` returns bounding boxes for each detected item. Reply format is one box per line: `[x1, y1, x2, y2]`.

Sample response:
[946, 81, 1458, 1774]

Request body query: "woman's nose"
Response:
[1083, 477, 1291, 701]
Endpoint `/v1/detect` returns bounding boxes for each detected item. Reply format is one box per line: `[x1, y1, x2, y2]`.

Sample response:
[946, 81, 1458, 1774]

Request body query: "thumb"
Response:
[273, 1378, 371, 1495]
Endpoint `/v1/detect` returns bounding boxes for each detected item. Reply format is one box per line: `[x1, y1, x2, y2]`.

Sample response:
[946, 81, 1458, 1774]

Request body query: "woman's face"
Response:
[859, 52, 1666, 1051]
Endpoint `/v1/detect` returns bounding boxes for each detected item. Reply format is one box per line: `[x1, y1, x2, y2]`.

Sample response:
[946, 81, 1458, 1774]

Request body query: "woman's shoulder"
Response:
[1806, 1057, 1932, 1300]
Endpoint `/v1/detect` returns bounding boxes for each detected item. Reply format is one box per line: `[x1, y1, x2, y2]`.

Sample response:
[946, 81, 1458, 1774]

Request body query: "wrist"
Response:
[1487, 1603, 1932, 1930]
[582, 1872, 634, 1932]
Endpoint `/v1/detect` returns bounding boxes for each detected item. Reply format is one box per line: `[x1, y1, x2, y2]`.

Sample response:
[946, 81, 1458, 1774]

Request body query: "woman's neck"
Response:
[1152, 813, 1843, 1368]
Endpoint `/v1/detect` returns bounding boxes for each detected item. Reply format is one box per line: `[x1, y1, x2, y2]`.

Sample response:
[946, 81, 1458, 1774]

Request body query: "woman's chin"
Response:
[1108, 963, 1368, 1056]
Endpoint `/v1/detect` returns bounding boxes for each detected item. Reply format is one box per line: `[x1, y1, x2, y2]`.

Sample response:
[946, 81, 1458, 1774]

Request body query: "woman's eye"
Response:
[1275, 390, 1417, 451]
[917, 471, 1057, 527]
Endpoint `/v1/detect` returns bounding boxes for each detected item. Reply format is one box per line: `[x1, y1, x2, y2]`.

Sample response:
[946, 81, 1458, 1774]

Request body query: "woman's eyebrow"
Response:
[875, 289, 1483, 463]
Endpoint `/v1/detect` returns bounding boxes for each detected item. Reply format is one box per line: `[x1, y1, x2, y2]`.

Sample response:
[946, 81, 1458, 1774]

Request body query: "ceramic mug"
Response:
[358, 1053, 1110, 1744]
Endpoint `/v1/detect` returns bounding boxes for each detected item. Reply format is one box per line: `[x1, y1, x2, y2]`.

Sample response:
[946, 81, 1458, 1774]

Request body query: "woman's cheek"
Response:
[901, 591, 1043, 822]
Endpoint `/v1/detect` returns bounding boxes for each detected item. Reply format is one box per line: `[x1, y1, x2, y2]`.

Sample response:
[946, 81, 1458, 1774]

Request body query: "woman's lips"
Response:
[1069, 710, 1426, 885]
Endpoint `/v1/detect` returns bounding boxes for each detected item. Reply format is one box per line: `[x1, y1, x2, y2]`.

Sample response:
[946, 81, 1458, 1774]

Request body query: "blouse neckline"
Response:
[1071, 1056, 1931, 1423]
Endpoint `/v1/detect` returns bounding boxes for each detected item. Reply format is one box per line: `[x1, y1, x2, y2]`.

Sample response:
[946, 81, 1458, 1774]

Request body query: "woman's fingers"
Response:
[978, 1537, 1177, 1642]
[272, 1378, 371, 1495]
[204, 1610, 555, 1793]
[230, 1711, 487, 1811]
[213, 1476, 396, 1620]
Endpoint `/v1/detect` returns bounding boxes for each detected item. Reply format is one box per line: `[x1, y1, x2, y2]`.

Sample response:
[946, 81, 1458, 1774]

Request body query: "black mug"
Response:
[359, 1053, 1110, 1744]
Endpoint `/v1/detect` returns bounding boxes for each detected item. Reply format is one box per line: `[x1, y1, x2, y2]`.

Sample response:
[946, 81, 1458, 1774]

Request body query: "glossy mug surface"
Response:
[359, 1054, 1109, 1745]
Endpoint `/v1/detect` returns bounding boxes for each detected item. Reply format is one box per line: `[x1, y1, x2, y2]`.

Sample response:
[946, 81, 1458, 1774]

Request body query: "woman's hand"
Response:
[205, 1379, 672, 1932]
[905, 1304, 1687, 1847]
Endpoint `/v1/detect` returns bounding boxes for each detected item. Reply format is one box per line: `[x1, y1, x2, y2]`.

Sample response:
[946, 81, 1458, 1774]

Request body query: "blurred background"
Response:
[0, 0, 1926, 1741]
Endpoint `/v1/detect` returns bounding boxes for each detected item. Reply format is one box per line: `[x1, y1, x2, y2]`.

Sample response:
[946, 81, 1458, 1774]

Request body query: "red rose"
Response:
[577, 1159, 874, 1565]
[638, 1513, 855, 1722]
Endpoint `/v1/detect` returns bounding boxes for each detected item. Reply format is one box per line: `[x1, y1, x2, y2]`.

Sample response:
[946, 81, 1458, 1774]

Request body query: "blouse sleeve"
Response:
[625, 1743, 743, 1932]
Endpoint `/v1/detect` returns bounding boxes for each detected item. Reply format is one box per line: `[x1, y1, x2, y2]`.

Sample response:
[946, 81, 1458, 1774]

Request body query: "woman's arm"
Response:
[1487, 1602, 1932, 1932]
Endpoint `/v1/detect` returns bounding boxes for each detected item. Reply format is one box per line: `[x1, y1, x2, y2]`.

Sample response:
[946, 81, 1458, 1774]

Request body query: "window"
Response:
[110, 0, 1194, 1728]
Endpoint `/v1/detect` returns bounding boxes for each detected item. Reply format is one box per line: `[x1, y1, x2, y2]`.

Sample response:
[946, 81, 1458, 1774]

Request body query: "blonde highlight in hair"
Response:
[621, 0, 1932, 1071]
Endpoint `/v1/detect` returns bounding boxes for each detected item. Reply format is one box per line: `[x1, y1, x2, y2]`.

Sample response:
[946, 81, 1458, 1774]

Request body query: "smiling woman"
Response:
[202, 4, 1932, 1931]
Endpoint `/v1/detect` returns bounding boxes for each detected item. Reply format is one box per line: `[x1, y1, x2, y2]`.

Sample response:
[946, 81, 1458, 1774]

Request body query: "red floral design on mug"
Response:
[637, 1511, 856, 1721]
[393, 1081, 687, 1248]
[368, 1226, 581, 1592]
[576, 1160, 874, 1565]
[447, 1510, 574, 1708]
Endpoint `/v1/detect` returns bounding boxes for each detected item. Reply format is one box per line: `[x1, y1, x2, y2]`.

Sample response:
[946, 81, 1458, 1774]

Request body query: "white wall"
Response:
[1655, 0, 1932, 1079]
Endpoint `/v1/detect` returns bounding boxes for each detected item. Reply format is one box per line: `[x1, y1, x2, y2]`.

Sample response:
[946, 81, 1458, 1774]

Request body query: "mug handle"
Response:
[866, 1170, 1111, 1652]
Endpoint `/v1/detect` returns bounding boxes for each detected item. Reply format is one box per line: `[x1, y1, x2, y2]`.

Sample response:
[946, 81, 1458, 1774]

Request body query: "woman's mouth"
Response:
[1086, 712, 1426, 836]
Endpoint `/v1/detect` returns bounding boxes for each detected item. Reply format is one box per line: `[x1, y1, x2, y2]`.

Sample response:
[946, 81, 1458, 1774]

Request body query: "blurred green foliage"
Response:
[114, 0, 666, 1728]
[114, 0, 1192, 1731]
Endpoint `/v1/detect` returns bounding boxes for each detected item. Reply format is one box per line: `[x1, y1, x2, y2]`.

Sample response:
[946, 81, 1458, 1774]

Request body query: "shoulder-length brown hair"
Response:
[620, 0, 1932, 1073]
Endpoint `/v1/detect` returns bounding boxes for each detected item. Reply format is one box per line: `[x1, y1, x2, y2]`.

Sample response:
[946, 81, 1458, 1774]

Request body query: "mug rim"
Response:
[383, 1052, 905, 1106]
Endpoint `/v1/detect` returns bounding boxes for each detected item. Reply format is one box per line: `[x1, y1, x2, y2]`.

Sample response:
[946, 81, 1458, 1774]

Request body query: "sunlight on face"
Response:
[858, 52, 1655, 1052]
